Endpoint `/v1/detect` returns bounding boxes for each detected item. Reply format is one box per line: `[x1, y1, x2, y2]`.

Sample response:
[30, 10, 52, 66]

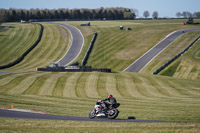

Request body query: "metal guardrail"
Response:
[153, 35, 200, 75]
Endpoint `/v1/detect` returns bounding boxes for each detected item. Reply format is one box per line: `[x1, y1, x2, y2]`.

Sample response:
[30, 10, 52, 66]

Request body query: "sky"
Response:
[1, 0, 200, 18]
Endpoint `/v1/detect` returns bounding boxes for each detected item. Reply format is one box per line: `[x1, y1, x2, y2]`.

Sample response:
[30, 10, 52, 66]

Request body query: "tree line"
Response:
[176, 11, 200, 18]
[0, 7, 136, 23]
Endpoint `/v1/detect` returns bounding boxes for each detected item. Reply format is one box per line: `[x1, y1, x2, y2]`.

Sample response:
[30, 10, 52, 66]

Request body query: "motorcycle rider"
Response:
[101, 94, 117, 110]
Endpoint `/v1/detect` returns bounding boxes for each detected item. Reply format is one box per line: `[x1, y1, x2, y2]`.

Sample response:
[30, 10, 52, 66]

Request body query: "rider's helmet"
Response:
[108, 94, 113, 98]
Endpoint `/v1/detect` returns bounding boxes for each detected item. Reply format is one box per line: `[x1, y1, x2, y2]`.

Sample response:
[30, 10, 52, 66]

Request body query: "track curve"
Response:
[124, 28, 200, 72]
[0, 109, 198, 123]
[54, 23, 84, 66]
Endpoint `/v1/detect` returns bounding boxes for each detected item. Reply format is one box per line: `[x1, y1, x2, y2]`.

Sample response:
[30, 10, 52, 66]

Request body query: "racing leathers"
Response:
[102, 97, 117, 110]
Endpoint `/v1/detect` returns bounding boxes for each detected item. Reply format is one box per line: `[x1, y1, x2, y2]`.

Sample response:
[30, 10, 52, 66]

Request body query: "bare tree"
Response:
[182, 11, 192, 18]
[152, 11, 159, 19]
[176, 12, 182, 18]
[131, 9, 139, 18]
[193, 12, 200, 18]
[143, 10, 150, 18]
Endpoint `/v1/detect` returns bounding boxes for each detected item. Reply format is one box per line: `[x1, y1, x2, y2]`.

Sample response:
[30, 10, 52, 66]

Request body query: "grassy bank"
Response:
[64, 19, 200, 72]
[142, 31, 200, 80]
[0, 23, 71, 71]
[0, 71, 199, 121]
[0, 118, 199, 133]
[0, 23, 40, 66]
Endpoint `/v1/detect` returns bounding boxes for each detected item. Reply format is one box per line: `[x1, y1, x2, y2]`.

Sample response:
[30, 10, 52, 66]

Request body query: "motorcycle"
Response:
[89, 100, 120, 119]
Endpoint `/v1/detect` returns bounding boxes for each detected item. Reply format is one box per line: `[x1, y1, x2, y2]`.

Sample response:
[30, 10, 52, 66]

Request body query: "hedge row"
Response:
[0, 23, 43, 69]
[153, 35, 200, 75]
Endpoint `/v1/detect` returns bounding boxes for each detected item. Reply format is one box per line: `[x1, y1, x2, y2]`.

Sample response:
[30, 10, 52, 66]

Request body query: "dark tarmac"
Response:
[0, 109, 198, 123]
[54, 23, 84, 66]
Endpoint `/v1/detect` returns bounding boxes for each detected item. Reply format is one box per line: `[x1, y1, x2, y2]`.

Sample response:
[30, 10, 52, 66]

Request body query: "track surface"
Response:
[0, 109, 198, 123]
[124, 28, 200, 72]
[54, 23, 84, 66]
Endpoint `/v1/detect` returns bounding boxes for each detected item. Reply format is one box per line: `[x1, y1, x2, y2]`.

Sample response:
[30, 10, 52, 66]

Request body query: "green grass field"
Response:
[0, 20, 200, 132]
[0, 23, 40, 66]
[1, 118, 199, 133]
[64, 19, 200, 72]
[0, 22, 71, 70]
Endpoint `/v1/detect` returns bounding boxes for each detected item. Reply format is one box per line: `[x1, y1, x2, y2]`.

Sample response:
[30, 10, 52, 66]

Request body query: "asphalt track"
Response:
[124, 28, 200, 72]
[0, 24, 9, 32]
[0, 109, 198, 123]
[54, 23, 84, 66]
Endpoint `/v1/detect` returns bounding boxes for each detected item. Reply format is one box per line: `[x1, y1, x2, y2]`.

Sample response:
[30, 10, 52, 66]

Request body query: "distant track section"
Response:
[124, 28, 200, 72]
[54, 23, 84, 66]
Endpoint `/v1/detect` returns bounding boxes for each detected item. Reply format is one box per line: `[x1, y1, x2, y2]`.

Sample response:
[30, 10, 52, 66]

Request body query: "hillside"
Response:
[65, 19, 200, 72]
[142, 31, 200, 80]
[0, 71, 200, 121]
[161, 38, 200, 80]
[0, 20, 200, 132]
[0, 23, 71, 71]
[0, 23, 40, 66]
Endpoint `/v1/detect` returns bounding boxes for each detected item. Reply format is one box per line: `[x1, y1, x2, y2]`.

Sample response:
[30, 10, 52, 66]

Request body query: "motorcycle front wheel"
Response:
[89, 110, 96, 119]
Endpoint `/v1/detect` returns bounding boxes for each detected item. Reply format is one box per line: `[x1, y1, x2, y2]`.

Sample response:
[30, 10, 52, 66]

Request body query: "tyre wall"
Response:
[81, 32, 97, 66]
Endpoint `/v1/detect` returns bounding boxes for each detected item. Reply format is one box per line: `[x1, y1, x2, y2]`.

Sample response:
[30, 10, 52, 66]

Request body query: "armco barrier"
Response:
[153, 35, 200, 75]
[0, 23, 43, 69]
[81, 32, 97, 66]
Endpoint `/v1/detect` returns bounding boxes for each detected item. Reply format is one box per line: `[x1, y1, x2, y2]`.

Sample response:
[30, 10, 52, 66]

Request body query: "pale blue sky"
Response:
[1, 0, 200, 17]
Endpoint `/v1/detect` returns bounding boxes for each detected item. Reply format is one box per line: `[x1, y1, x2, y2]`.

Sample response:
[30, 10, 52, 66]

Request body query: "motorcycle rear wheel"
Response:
[107, 108, 119, 119]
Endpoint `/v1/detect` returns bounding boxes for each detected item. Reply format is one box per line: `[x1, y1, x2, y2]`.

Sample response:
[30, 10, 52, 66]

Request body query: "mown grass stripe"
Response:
[39, 74, 59, 96]
[116, 74, 131, 97]
[96, 73, 108, 97]
[0, 75, 27, 94]
[121, 73, 146, 98]
[0, 73, 27, 86]
[106, 73, 122, 98]
[85, 72, 100, 98]
[130, 74, 155, 97]
[139, 77, 167, 98]
[168, 79, 200, 97]
[52, 76, 68, 97]
[7, 73, 44, 95]
[147, 76, 177, 97]
[161, 79, 186, 97]
[74, 73, 89, 97]
[23, 75, 48, 95]
[63, 72, 82, 97]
